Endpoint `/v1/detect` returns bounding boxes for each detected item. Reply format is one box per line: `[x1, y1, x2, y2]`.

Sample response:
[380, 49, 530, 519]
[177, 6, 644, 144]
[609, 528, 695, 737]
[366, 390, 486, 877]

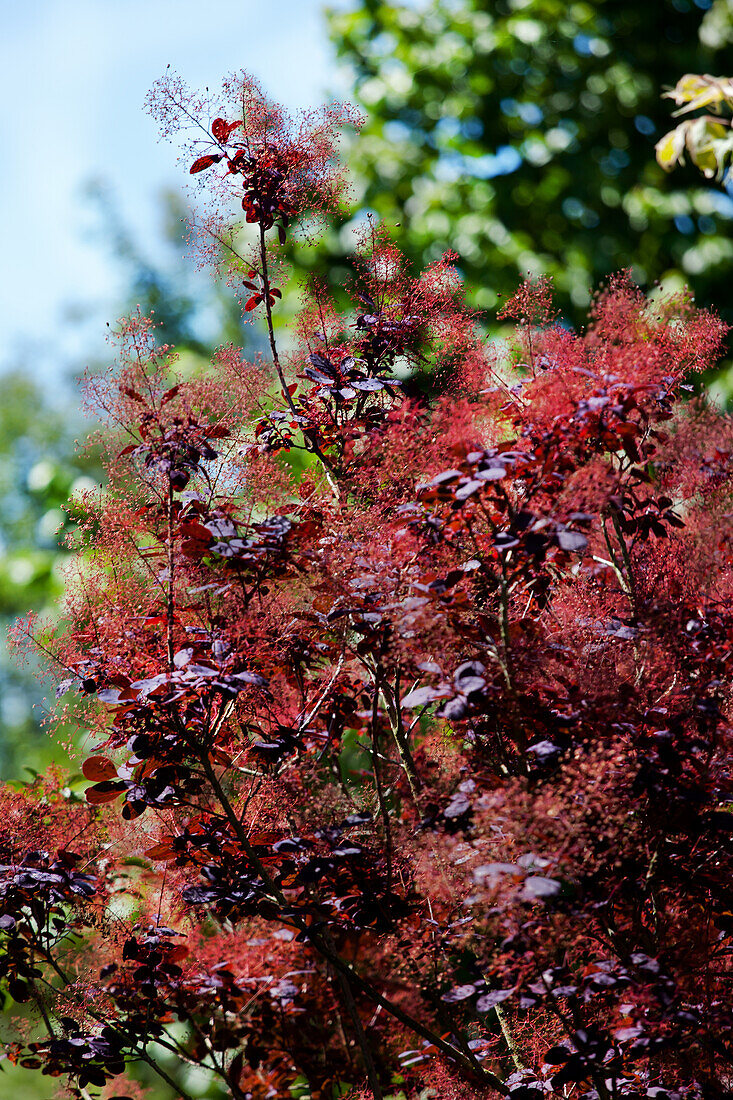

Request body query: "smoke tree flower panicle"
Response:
[146, 68, 362, 289]
[3, 70, 733, 1099]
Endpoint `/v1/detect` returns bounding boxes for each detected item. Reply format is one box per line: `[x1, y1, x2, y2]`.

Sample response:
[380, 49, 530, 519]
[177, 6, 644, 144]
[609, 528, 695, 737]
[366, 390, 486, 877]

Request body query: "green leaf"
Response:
[655, 125, 688, 171]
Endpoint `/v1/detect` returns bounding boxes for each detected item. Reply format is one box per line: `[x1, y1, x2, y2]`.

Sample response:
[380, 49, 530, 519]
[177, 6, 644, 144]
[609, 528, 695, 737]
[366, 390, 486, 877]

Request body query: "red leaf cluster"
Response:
[4, 71, 733, 1100]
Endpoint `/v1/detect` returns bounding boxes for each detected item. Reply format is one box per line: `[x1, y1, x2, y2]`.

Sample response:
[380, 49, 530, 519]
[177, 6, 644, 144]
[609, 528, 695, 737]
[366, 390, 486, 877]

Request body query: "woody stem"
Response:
[197, 750, 505, 1090]
[258, 223, 340, 496]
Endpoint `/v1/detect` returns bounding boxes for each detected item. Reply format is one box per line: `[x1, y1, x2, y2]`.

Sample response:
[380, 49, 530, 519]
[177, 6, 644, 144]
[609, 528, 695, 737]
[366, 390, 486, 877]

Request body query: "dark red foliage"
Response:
[189, 153, 223, 174]
[3, 70, 733, 1100]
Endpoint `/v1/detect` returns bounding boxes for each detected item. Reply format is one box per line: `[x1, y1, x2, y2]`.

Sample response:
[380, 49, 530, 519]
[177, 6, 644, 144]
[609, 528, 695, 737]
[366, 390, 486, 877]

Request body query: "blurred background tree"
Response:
[84, 181, 252, 356]
[316, 0, 733, 330]
[0, 188, 260, 781]
[0, 375, 97, 778]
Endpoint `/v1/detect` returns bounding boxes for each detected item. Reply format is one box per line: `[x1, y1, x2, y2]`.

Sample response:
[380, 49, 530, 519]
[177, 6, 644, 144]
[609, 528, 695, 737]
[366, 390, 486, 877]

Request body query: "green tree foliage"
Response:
[325, 0, 733, 321]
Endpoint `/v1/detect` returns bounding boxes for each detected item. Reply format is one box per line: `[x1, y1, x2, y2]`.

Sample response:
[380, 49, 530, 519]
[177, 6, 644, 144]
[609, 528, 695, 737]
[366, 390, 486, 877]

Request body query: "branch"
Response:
[258, 223, 340, 499]
[197, 750, 506, 1091]
[377, 670, 422, 801]
[166, 479, 175, 669]
[369, 673, 393, 893]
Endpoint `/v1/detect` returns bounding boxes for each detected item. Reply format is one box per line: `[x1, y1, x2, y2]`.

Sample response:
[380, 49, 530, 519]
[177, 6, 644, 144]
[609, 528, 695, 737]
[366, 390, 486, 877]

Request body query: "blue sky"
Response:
[0, 0, 345, 380]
